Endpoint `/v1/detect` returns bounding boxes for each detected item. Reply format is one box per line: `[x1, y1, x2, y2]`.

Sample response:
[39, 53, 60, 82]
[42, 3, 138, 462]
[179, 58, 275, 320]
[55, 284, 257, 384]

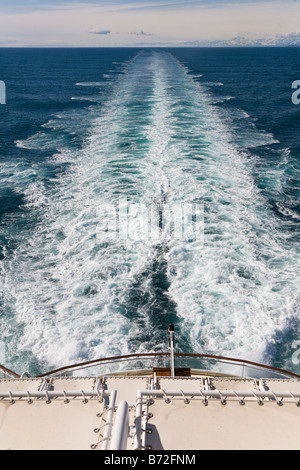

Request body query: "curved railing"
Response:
[2, 325, 299, 380]
[0, 364, 21, 379]
[2, 352, 300, 380]
[35, 352, 300, 379]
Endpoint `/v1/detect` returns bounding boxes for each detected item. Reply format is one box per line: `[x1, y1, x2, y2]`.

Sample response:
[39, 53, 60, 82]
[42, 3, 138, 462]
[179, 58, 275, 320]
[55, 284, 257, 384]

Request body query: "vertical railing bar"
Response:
[169, 323, 175, 378]
[101, 390, 117, 450]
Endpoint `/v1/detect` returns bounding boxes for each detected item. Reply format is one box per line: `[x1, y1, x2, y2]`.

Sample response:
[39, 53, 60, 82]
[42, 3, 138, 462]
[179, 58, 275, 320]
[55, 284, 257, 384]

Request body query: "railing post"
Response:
[110, 401, 129, 450]
[101, 390, 117, 450]
[134, 390, 143, 449]
[169, 324, 175, 378]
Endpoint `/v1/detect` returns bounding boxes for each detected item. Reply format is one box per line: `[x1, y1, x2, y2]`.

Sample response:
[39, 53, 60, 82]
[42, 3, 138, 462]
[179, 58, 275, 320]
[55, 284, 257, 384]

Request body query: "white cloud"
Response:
[89, 29, 111, 35]
[130, 30, 154, 36]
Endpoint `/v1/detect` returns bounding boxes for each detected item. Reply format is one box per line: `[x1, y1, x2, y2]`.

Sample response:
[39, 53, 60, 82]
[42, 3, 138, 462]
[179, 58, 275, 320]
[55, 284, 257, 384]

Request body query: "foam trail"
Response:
[154, 55, 299, 365]
[0, 52, 179, 371]
[117, 51, 299, 366]
[0, 51, 299, 374]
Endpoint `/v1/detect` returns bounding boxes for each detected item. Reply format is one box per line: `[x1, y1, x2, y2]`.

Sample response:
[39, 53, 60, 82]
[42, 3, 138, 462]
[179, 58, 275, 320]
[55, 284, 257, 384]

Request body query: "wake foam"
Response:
[1, 50, 299, 374]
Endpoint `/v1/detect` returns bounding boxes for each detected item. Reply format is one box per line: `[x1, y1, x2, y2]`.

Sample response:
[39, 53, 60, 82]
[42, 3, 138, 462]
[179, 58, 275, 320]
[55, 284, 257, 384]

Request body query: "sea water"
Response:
[0, 47, 299, 376]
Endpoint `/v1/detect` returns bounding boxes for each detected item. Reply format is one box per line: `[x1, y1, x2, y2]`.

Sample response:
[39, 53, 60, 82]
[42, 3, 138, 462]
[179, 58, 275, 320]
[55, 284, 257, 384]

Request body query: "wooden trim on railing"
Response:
[36, 352, 300, 379]
[0, 364, 20, 379]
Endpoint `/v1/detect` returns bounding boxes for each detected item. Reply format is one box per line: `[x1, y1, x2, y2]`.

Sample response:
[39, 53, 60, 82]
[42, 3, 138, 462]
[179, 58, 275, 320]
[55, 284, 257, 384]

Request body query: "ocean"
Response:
[0, 47, 299, 376]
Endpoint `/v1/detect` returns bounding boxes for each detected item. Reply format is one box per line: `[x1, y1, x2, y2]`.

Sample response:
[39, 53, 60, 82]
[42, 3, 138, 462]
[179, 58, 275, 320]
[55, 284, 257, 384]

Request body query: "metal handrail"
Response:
[37, 352, 171, 377]
[33, 352, 300, 379]
[175, 353, 300, 379]
[0, 364, 20, 379]
[2, 323, 299, 380]
[2, 351, 300, 381]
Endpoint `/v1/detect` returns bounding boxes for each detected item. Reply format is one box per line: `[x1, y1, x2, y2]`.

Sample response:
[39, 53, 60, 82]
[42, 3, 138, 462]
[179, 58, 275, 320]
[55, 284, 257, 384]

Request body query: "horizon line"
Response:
[0, 45, 298, 48]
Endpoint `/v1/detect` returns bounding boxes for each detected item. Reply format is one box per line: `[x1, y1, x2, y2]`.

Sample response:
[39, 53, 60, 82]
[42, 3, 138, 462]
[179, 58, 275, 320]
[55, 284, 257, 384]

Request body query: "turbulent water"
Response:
[0, 47, 299, 376]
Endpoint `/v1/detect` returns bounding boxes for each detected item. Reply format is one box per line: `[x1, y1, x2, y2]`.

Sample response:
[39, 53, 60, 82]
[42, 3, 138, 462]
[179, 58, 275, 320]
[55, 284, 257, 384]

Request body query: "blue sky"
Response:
[0, 0, 299, 46]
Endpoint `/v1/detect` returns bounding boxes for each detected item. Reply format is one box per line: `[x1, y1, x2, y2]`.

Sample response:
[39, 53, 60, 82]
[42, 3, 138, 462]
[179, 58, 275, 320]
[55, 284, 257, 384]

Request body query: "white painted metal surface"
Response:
[109, 401, 130, 450]
[1, 366, 300, 450]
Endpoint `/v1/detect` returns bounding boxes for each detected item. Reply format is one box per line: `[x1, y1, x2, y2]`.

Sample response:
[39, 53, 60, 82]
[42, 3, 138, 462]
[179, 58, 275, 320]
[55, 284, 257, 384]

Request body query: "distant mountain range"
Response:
[182, 31, 300, 47]
[133, 31, 300, 48]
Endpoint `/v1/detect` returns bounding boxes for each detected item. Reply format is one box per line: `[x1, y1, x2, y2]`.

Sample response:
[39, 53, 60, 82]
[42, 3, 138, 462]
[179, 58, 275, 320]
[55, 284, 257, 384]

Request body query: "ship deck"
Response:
[1, 371, 300, 450]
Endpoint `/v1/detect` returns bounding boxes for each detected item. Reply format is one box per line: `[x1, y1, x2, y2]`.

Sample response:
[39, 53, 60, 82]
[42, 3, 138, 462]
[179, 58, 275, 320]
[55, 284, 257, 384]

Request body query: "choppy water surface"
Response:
[0, 47, 299, 375]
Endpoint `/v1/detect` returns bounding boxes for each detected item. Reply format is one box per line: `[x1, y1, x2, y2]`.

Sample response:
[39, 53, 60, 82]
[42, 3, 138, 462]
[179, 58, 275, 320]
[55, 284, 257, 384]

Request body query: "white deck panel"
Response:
[260, 379, 300, 393]
[0, 398, 105, 450]
[102, 377, 150, 405]
[49, 377, 98, 391]
[0, 379, 44, 392]
[158, 377, 207, 391]
[145, 398, 300, 450]
[208, 377, 259, 391]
